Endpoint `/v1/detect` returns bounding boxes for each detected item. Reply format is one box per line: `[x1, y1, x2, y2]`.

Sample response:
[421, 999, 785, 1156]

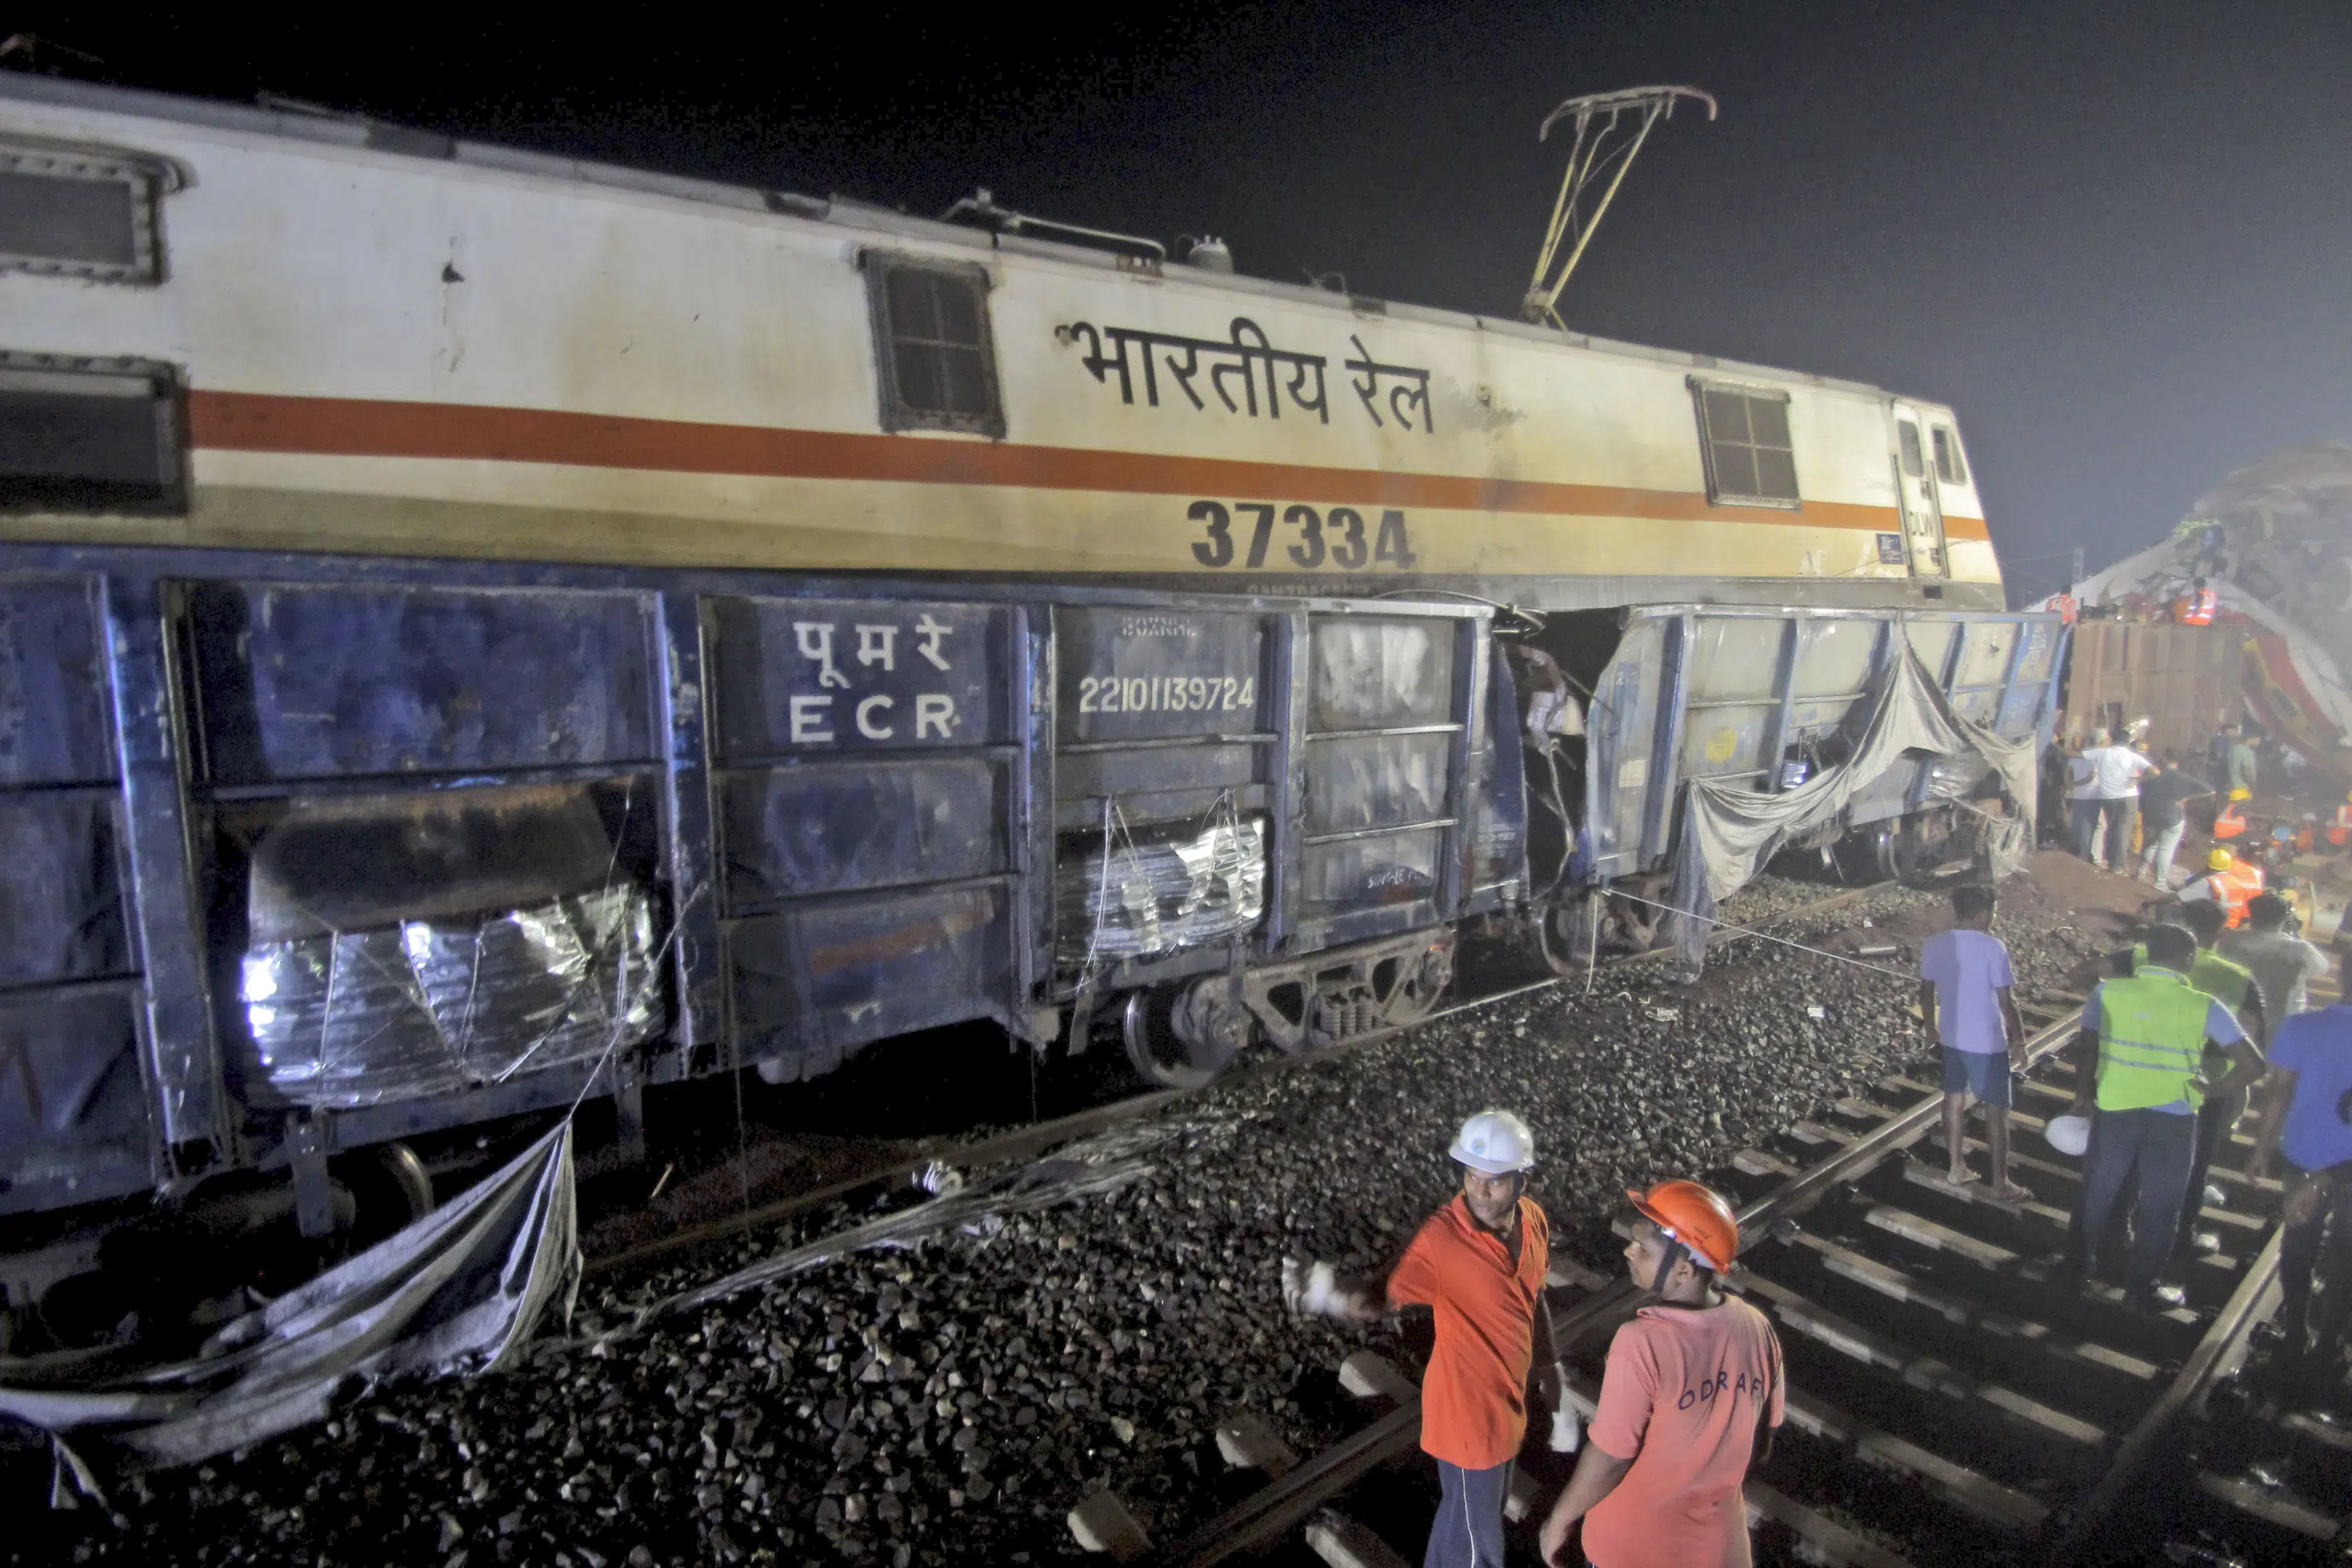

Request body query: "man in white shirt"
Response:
[2085, 731, 2154, 872]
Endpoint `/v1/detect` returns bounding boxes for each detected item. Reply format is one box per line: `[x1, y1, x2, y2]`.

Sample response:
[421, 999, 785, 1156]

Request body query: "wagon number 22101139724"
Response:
[1188, 501, 1418, 570]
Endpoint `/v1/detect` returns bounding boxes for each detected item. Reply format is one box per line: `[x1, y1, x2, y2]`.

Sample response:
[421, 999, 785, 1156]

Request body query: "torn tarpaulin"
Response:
[0, 1123, 578, 1488]
[1661, 642, 2038, 975]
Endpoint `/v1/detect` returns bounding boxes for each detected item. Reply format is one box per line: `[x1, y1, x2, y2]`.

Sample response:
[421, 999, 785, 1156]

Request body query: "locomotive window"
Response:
[862, 253, 1005, 438]
[1933, 425, 1969, 486]
[1690, 381, 1799, 508]
[1896, 419, 1925, 478]
[0, 142, 172, 284]
[0, 361, 185, 513]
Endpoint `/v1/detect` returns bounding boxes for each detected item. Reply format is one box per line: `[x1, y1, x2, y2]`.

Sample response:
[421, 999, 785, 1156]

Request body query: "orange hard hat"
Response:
[1627, 1178, 1740, 1274]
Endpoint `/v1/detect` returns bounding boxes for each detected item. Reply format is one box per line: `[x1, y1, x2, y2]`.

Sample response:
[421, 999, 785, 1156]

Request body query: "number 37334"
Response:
[1188, 501, 1418, 571]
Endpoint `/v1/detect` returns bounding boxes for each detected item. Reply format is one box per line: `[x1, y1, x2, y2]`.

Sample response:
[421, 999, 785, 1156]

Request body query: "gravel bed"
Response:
[27, 862, 2147, 1567]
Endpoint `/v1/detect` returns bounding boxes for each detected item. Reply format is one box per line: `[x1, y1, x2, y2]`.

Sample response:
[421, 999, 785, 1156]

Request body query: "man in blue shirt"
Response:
[1918, 884, 2027, 1198]
[2251, 999, 2352, 1378]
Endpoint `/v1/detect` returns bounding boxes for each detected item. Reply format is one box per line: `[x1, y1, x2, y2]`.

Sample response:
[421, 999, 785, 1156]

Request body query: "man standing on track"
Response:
[1284, 1110, 1563, 1568]
[2066, 922, 2267, 1303]
[2249, 994, 2352, 1382]
[1540, 1180, 1783, 1568]
[1918, 884, 2029, 1199]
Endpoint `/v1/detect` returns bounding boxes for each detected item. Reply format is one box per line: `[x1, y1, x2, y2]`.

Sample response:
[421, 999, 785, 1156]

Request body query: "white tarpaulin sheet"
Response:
[1662, 644, 2038, 973]
[0, 1123, 578, 1495]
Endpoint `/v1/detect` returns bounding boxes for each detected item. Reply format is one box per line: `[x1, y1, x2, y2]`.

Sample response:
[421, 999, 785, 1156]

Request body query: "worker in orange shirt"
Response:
[1285, 1112, 1563, 1567]
[2328, 791, 2352, 850]
[2181, 847, 2265, 928]
[2176, 576, 2218, 626]
[2212, 787, 2252, 842]
[1541, 1180, 1784, 1568]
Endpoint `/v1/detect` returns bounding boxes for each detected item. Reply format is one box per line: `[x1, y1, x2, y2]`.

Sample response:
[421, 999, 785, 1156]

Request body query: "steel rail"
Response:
[1155, 1010, 2084, 1568]
[2048, 1229, 2286, 1565]
[585, 880, 1894, 1279]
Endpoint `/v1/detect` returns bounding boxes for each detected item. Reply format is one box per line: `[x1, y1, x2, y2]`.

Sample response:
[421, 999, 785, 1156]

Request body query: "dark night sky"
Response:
[16, 2, 2352, 603]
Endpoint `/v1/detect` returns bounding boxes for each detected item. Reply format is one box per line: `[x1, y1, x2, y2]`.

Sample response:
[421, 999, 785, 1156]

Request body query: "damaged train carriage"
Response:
[0, 72, 2048, 1343]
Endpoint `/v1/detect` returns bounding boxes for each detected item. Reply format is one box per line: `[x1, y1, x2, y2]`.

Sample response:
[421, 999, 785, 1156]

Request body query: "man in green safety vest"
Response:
[2066, 921, 2266, 1302]
[2107, 903, 2267, 1262]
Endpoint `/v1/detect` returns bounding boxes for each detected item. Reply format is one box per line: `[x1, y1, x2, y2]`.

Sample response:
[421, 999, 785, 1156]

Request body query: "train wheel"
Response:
[332, 1142, 435, 1252]
[1123, 985, 1236, 1090]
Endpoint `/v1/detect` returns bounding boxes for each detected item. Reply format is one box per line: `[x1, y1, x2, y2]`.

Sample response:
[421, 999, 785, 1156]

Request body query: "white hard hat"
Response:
[1450, 1110, 1536, 1174]
[2044, 1114, 2091, 1159]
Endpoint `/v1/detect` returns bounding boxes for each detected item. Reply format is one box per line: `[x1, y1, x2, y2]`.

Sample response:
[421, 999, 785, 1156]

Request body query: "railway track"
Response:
[583, 880, 1896, 1282]
[1131, 982, 2324, 1568]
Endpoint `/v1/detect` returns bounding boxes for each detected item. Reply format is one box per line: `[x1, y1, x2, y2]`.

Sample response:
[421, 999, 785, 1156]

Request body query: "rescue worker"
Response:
[1284, 1112, 1563, 1568]
[2248, 989, 2352, 1384]
[1539, 1180, 1783, 1568]
[2176, 576, 2219, 626]
[2065, 922, 2266, 1302]
[2180, 845, 2263, 927]
[2212, 787, 2252, 844]
[2170, 902, 2267, 1260]
[2328, 790, 2352, 851]
[2107, 905, 2267, 1260]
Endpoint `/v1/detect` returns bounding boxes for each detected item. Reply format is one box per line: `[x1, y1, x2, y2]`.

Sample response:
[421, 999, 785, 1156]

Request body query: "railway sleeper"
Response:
[1910, 1126, 2276, 1247]
[1741, 1479, 1919, 1568]
[1846, 1203, 2208, 1357]
[1742, 1271, 2112, 1455]
[2193, 1469, 2343, 1546]
[1778, 1386, 2050, 1534]
[1768, 1229, 2163, 1401]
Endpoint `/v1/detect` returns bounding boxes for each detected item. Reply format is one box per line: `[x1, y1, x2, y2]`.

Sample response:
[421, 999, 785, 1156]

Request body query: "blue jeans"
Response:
[2071, 799, 2105, 862]
[2071, 1106, 2198, 1292]
[1425, 1457, 1510, 1568]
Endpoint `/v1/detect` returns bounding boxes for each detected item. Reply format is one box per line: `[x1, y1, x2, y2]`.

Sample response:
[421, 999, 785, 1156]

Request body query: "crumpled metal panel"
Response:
[241, 884, 659, 1109]
[1057, 813, 1265, 964]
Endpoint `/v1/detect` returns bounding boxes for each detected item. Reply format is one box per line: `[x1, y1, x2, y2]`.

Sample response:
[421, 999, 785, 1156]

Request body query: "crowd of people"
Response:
[1278, 855, 2352, 1567]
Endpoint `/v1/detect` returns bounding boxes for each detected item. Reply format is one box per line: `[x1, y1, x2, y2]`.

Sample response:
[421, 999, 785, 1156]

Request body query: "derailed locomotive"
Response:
[0, 74, 2056, 1335]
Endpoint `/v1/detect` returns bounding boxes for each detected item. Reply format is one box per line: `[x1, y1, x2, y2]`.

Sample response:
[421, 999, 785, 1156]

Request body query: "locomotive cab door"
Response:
[1889, 401, 1947, 580]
